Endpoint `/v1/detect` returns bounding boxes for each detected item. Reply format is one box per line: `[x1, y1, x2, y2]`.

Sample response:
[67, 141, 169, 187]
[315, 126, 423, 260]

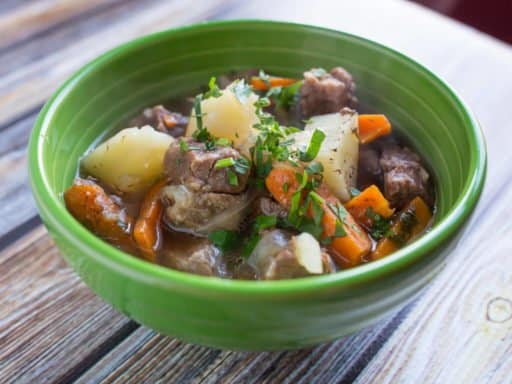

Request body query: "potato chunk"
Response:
[291, 109, 359, 202]
[186, 82, 259, 150]
[82, 126, 174, 194]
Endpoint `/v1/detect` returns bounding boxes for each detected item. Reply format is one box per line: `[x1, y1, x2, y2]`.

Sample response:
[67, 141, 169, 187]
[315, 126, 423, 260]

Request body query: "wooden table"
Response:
[1, 1, 510, 383]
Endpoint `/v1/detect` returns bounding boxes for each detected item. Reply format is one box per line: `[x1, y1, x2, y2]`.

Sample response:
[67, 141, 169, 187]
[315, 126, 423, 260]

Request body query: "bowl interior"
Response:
[31, 20, 485, 285]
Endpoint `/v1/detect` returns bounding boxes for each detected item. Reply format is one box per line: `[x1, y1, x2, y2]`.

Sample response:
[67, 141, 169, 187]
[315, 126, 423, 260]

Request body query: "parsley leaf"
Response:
[204, 76, 222, 99]
[365, 207, 392, 240]
[179, 138, 189, 153]
[299, 129, 326, 161]
[227, 169, 238, 186]
[214, 157, 235, 169]
[254, 215, 277, 232]
[208, 230, 240, 252]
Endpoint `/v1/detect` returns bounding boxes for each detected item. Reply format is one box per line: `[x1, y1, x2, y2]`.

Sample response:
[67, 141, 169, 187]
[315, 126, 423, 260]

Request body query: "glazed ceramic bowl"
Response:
[28, 20, 486, 350]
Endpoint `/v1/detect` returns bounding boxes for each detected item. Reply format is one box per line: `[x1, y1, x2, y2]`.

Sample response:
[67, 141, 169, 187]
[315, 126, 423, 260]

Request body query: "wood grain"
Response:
[0, 227, 137, 384]
[0, 0, 121, 49]
[1, 0, 512, 383]
[76, 305, 410, 384]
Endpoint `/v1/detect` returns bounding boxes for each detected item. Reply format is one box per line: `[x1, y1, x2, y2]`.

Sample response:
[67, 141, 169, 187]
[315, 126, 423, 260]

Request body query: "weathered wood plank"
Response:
[0, 227, 138, 384]
[0, 0, 155, 78]
[355, 182, 512, 383]
[0, 0, 120, 49]
[0, 0, 235, 128]
[76, 304, 410, 384]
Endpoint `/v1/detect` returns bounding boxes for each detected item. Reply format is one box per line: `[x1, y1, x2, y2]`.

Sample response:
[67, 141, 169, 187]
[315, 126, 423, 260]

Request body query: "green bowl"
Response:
[28, 20, 486, 350]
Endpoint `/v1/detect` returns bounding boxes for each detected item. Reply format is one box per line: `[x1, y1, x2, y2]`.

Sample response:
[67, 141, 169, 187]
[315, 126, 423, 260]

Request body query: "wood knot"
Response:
[486, 297, 512, 323]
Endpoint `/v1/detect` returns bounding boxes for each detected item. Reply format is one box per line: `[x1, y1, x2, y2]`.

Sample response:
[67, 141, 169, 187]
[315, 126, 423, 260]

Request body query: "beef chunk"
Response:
[299, 67, 358, 118]
[163, 238, 225, 276]
[380, 145, 432, 208]
[253, 196, 288, 219]
[164, 138, 249, 194]
[358, 145, 383, 189]
[247, 230, 330, 280]
[161, 185, 251, 234]
[130, 105, 188, 137]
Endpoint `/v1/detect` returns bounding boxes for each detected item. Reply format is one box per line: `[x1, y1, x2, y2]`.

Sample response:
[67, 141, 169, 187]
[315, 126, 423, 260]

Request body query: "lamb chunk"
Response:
[254, 196, 288, 219]
[130, 105, 188, 137]
[163, 238, 225, 276]
[161, 185, 250, 234]
[299, 67, 358, 118]
[380, 145, 432, 208]
[247, 230, 329, 280]
[358, 145, 383, 189]
[164, 138, 249, 194]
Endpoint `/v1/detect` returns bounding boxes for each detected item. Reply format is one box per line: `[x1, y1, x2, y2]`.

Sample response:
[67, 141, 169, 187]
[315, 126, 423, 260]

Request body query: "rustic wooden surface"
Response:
[0, 0, 510, 383]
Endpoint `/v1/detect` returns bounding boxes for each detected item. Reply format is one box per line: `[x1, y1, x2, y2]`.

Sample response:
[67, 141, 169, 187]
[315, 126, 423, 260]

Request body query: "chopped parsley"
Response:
[204, 76, 222, 99]
[365, 207, 392, 240]
[179, 138, 189, 153]
[214, 157, 236, 169]
[254, 215, 277, 232]
[227, 169, 238, 186]
[299, 129, 326, 162]
[305, 161, 324, 175]
[283, 182, 289, 193]
[241, 233, 261, 258]
[215, 137, 232, 147]
[208, 230, 240, 252]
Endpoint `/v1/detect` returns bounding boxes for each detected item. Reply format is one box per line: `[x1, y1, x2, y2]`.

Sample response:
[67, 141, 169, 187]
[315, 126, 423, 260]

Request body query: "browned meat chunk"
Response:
[164, 138, 249, 194]
[247, 230, 330, 280]
[358, 145, 383, 189]
[380, 145, 433, 208]
[161, 185, 252, 234]
[299, 67, 357, 117]
[253, 196, 288, 219]
[64, 178, 135, 252]
[130, 105, 188, 137]
[162, 238, 225, 276]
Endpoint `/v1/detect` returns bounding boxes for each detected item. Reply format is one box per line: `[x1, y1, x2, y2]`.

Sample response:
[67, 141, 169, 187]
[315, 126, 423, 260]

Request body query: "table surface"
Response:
[1, 0, 511, 383]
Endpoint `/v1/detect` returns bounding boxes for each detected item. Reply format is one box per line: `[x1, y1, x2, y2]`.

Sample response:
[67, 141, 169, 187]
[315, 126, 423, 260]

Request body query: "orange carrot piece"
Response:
[371, 196, 432, 261]
[133, 180, 166, 262]
[265, 167, 371, 268]
[345, 185, 394, 227]
[64, 178, 135, 252]
[358, 114, 392, 144]
[251, 76, 298, 91]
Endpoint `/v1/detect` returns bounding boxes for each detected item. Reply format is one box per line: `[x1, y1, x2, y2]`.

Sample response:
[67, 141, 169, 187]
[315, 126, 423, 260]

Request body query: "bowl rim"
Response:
[28, 19, 487, 296]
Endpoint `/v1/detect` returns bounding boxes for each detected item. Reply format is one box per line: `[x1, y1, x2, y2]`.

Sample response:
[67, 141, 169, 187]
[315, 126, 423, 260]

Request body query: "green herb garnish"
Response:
[214, 157, 236, 169]
[365, 207, 392, 240]
[299, 129, 326, 162]
[305, 161, 324, 175]
[208, 230, 240, 252]
[179, 138, 189, 153]
[227, 169, 239, 186]
[254, 215, 278, 232]
[204, 76, 222, 99]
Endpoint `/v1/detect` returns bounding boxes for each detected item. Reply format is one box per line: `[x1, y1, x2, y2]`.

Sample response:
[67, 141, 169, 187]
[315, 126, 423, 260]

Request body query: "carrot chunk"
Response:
[345, 185, 394, 227]
[133, 180, 166, 262]
[371, 196, 432, 261]
[265, 167, 371, 268]
[251, 76, 298, 91]
[358, 114, 391, 144]
[64, 178, 135, 252]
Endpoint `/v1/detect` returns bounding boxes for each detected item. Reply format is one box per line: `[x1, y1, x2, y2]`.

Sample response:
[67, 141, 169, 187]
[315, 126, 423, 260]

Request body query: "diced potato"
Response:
[291, 110, 359, 202]
[291, 232, 323, 274]
[186, 84, 259, 150]
[82, 125, 174, 194]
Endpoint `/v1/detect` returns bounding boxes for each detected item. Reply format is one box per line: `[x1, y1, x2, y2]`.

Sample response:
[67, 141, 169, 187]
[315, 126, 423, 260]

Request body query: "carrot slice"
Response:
[345, 185, 394, 227]
[370, 196, 432, 261]
[251, 76, 298, 91]
[358, 114, 391, 144]
[265, 167, 371, 268]
[133, 180, 166, 262]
